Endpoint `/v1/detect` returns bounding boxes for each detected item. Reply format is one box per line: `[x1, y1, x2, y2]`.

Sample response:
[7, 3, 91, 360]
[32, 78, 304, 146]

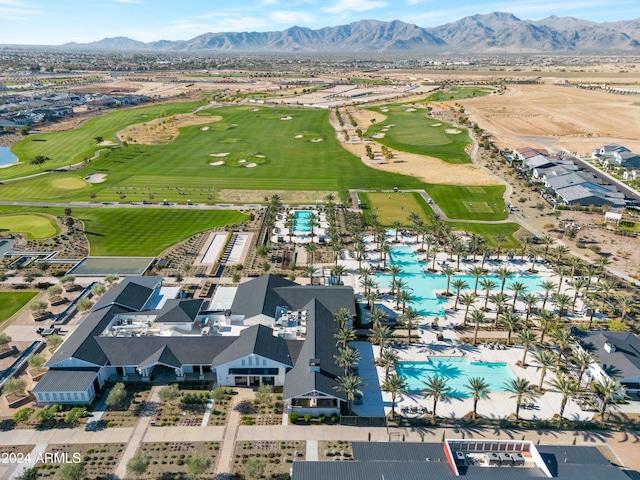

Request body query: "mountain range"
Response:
[61, 12, 640, 53]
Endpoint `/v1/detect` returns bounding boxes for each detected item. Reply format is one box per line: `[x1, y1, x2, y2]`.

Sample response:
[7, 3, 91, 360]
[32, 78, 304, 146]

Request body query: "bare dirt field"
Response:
[336, 108, 500, 186]
[217, 190, 338, 204]
[463, 85, 640, 154]
[116, 113, 221, 145]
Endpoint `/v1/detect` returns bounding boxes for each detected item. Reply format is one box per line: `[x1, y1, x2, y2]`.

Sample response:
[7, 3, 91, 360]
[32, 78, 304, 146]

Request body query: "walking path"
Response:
[8, 444, 47, 480]
[213, 388, 253, 475]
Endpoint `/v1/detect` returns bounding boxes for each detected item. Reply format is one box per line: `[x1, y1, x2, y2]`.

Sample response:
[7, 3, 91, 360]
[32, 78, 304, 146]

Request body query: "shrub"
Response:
[331, 414, 339, 423]
[212, 386, 225, 403]
[158, 384, 180, 402]
[106, 383, 128, 410]
[303, 413, 311, 423]
[288, 412, 299, 424]
[28, 353, 46, 370]
[3, 378, 27, 397]
[318, 414, 326, 423]
[13, 407, 35, 423]
[255, 384, 273, 405]
[0, 332, 12, 347]
[244, 457, 267, 480]
[45, 334, 63, 349]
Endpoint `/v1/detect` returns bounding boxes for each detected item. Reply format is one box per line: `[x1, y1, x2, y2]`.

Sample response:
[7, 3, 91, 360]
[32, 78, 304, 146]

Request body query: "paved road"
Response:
[0, 200, 264, 211]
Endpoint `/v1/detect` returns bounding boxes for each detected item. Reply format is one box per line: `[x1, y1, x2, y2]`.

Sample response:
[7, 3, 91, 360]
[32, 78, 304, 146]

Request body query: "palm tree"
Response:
[522, 292, 538, 327]
[393, 279, 409, 307]
[334, 374, 364, 414]
[304, 242, 317, 264]
[594, 255, 611, 270]
[331, 264, 347, 285]
[517, 329, 537, 366]
[333, 308, 352, 328]
[452, 279, 469, 310]
[382, 374, 408, 419]
[392, 220, 403, 242]
[494, 234, 507, 261]
[540, 234, 555, 261]
[567, 255, 583, 279]
[547, 375, 581, 419]
[366, 290, 378, 310]
[379, 348, 399, 379]
[503, 377, 539, 420]
[422, 375, 452, 419]
[355, 242, 366, 269]
[553, 265, 571, 294]
[568, 279, 587, 313]
[360, 275, 376, 297]
[595, 377, 621, 422]
[469, 234, 485, 262]
[465, 377, 490, 420]
[400, 307, 419, 345]
[533, 350, 556, 391]
[334, 326, 356, 349]
[334, 347, 361, 376]
[302, 264, 317, 280]
[407, 211, 422, 236]
[452, 243, 466, 271]
[397, 289, 414, 314]
[370, 324, 393, 356]
[496, 266, 514, 295]
[617, 295, 636, 322]
[551, 327, 573, 362]
[489, 293, 509, 326]
[508, 281, 527, 311]
[470, 309, 486, 346]
[379, 243, 391, 269]
[536, 309, 557, 344]
[551, 293, 572, 320]
[501, 311, 522, 346]
[528, 246, 542, 272]
[469, 266, 485, 295]
[422, 234, 435, 257]
[307, 212, 319, 238]
[441, 265, 456, 295]
[479, 245, 491, 270]
[572, 350, 594, 387]
[554, 245, 570, 264]
[460, 293, 477, 326]
[597, 280, 616, 313]
[284, 213, 295, 244]
[540, 280, 557, 310]
[331, 242, 343, 266]
[430, 246, 441, 271]
[480, 278, 498, 309]
[584, 263, 600, 292]
[369, 307, 387, 327]
[388, 265, 402, 296]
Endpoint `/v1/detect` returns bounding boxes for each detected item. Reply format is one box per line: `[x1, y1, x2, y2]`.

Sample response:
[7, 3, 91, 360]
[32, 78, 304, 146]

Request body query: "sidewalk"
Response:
[214, 388, 254, 475]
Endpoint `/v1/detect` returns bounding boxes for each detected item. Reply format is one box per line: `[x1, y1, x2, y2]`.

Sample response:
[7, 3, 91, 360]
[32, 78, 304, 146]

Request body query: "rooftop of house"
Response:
[576, 331, 640, 384]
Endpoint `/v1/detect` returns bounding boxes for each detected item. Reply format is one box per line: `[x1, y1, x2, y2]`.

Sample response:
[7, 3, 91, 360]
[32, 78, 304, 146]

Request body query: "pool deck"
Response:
[338, 230, 603, 422]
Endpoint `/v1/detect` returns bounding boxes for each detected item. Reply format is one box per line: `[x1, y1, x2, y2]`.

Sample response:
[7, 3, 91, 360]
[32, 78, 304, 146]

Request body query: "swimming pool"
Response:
[375, 247, 543, 316]
[396, 356, 516, 397]
[292, 210, 313, 233]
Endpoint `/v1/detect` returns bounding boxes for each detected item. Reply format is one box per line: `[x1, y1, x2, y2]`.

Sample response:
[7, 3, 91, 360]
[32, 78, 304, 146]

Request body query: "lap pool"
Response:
[375, 247, 543, 316]
[292, 210, 313, 233]
[396, 356, 515, 397]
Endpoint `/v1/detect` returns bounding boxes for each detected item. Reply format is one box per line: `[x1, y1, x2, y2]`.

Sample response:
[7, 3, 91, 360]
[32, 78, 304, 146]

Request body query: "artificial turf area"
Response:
[0, 213, 60, 239]
[426, 185, 508, 221]
[0, 206, 247, 256]
[0, 291, 38, 324]
[426, 87, 495, 102]
[2, 105, 429, 203]
[365, 104, 471, 163]
[358, 192, 434, 226]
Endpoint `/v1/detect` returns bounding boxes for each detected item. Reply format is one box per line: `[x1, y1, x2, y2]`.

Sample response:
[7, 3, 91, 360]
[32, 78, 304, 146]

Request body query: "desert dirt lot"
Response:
[116, 113, 222, 145]
[463, 85, 640, 155]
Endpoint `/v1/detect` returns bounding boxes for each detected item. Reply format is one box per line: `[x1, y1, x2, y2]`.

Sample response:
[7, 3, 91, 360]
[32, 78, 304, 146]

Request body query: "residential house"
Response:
[554, 184, 626, 208]
[606, 151, 640, 170]
[623, 170, 639, 181]
[592, 143, 629, 163]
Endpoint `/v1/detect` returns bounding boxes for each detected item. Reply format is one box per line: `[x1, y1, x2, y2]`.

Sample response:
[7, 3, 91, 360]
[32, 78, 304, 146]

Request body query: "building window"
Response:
[45, 393, 50, 401]
[52, 393, 57, 401]
[248, 357, 252, 366]
[67, 393, 72, 401]
[74, 392, 79, 401]
[241, 360, 245, 366]
[263, 359, 266, 366]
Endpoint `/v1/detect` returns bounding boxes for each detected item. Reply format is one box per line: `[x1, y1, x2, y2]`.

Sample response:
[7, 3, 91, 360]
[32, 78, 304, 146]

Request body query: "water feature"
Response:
[396, 356, 516, 396]
[0, 147, 18, 167]
[292, 210, 313, 233]
[374, 247, 543, 316]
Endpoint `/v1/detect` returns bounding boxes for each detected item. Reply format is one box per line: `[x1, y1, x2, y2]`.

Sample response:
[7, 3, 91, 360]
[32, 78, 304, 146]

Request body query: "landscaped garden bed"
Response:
[319, 440, 353, 460]
[100, 382, 152, 428]
[34, 443, 126, 479]
[232, 441, 305, 479]
[153, 385, 234, 427]
[234, 386, 283, 426]
[138, 441, 218, 479]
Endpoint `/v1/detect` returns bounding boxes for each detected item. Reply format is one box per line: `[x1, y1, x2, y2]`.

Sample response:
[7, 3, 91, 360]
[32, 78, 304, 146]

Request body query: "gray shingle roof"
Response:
[276, 286, 356, 319]
[32, 369, 97, 393]
[139, 345, 182, 369]
[283, 299, 346, 401]
[212, 324, 294, 366]
[153, 298, 203, 323]
[230, 275, 298, 318]
[576, 331, 640, 383]
[93, 276, 161, 312]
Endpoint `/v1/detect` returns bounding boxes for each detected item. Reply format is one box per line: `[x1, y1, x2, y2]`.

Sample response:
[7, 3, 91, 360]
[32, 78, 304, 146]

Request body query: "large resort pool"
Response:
[375, 247, 543, 316]
[292, 210, 313, 233]
[396, 356, 516, 397]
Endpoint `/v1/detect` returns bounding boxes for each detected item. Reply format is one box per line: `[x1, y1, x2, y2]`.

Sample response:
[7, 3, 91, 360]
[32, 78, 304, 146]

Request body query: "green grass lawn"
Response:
[0, 213, 60, 239]
[0, 206, 247, 256]
[4, 101, 203, 180]
[0, 105, 429, 203]
[426, 87, 495, 102]
[366, 105, 471, 164]
[425, 185, 508, 221]
[447, 222, 521, 249]
[358, 192, 434, 226]
[0, 291, 38, 324]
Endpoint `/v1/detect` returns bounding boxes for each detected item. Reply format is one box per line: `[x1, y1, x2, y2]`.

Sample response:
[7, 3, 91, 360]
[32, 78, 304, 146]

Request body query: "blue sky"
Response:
[0, 0, 639, 44]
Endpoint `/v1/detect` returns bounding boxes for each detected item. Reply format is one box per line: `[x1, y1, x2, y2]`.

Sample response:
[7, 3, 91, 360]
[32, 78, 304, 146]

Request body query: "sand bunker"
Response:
[280, 116, 293, 120]
[405, 108, 417, 112]
[210, 153, 230, 157]
[117, 113, 222, 145]
[209, 161, 224, 166]
[445, 128, 462, 134]
[252, 154, 265, 158]
[294, 135, 304, 139]
[246, 163, 257, 168]
[380, 108, 389, 112]
[201, 126, 210, 131]
[230, 123, 238, 127]
[431, 123, 442, 127]
[372, 133, 386, 139]
[311, 138, 324, 143]
[96, 140, 115, 146]
[239, 159, 246, 163]
[84, 173, 107, 183]
[250, 108, 260, 112]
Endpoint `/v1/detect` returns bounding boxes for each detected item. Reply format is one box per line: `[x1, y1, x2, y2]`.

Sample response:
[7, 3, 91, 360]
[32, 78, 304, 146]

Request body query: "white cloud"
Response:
[323, 0, 388, 14]
[270, 10, 316, 24]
